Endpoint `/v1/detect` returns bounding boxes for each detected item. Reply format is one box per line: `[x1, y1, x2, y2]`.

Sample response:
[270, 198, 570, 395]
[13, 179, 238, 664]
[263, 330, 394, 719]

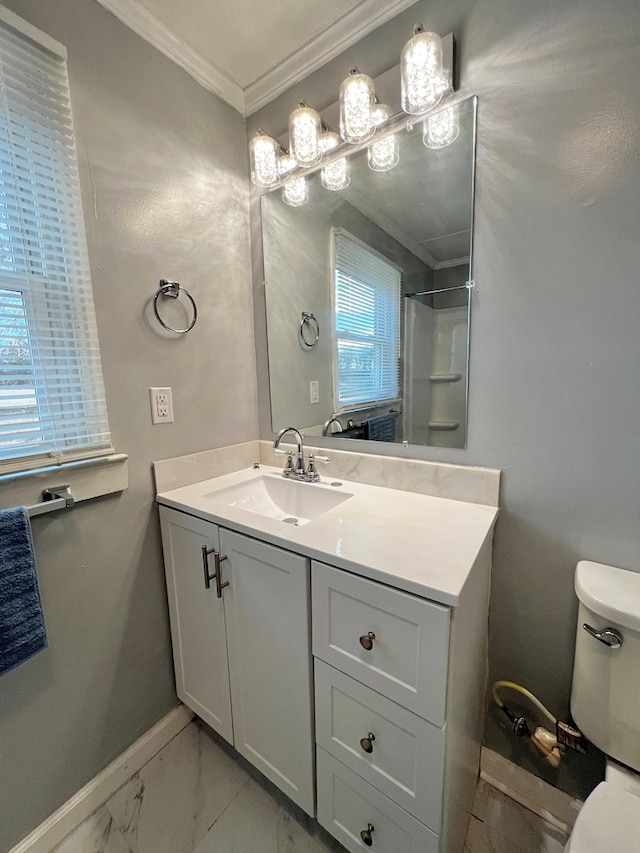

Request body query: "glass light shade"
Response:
[339, 72, 376, 143]
[282, 175, 309, 207]
[401, 28, 446, 115]
[289, 105, 322, 167]
[368, 104, 399, 172]
[319, 131, 340, 154]
[423, 106, 459, 149]
[319, 132, 350, 190]
[278, 152, 297, 178]
[368, 134, 399, 172]
[321, 157, 350, 191]
[249, 132, 279, 187]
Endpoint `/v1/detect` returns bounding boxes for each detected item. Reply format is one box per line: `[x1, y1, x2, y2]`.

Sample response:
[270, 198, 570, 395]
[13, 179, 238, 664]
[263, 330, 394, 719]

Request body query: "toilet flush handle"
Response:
[583, 624, 623, 649]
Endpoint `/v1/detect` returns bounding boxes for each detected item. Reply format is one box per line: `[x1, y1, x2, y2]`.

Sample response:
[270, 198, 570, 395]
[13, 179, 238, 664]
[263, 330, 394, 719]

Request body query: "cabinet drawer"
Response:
[312, 562, 450, 725]
[315, 660, 444, 830]
[317, 748, 439, 853]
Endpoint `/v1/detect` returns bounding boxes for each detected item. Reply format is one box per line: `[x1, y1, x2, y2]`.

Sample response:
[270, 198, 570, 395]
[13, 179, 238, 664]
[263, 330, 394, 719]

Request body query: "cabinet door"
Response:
[220, 529, 315, 816]
[159, 507, 233, 743]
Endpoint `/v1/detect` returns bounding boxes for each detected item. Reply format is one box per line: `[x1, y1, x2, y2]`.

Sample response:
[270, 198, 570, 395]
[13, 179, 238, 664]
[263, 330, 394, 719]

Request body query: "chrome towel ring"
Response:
[300, 312, 319, 347]
[153, 279, 198, 334]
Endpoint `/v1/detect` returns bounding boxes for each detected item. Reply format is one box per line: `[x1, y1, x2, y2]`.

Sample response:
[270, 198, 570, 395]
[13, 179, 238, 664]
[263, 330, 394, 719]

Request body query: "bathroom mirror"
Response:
[262, 95, 476, 449]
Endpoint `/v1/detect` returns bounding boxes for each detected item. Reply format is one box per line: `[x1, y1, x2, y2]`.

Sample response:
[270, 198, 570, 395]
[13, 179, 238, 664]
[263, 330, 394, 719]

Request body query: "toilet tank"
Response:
[570, 561, 640, 773]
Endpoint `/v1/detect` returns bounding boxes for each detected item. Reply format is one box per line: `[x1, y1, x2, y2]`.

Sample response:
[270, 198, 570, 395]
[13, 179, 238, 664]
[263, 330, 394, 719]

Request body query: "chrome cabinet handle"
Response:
[202, 545, 216, 590]
[583, 623, 623, 649]
[214, 552, 229, 598]
[360, 824, 374, 846]
[359, 631, 376, 651]
[201, 546, 229, 598]
[360, 732, 376, 753]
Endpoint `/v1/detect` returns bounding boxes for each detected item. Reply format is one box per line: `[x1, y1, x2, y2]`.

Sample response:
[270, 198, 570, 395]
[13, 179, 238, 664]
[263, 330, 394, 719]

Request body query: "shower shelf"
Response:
[430, 373, 462, 383]
[428, 420, 460, 431]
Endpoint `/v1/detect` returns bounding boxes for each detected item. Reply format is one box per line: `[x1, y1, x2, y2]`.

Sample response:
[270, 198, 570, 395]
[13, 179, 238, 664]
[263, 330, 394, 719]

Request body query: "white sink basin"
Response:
[203, 474, 353, 526]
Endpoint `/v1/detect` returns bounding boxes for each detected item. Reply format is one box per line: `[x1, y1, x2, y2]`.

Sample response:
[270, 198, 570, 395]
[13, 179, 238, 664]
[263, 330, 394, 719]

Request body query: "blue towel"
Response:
[364, 413, 397, 442]
[0, 507, 47, 675]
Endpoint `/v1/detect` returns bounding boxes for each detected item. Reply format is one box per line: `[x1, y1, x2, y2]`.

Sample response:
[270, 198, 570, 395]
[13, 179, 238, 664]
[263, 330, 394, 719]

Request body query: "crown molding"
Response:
[434, 255, 470, 270]
[95, 0, 244, 114]
[243, 0, 421, 116]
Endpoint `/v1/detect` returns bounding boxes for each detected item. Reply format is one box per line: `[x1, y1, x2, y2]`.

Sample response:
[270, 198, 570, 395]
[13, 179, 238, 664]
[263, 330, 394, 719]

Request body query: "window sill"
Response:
[0, 453, 128, 513]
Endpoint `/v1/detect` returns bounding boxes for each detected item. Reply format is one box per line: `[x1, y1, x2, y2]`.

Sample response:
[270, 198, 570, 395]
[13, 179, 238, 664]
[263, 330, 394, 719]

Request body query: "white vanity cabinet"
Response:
[159, 506, 315, 816]
[157, 463, 496, 853]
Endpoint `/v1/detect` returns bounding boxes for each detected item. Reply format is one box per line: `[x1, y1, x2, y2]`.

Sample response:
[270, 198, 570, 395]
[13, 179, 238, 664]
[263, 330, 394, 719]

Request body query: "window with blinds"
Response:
[331, 228, 401, 411]
[0, 9, 112, 473]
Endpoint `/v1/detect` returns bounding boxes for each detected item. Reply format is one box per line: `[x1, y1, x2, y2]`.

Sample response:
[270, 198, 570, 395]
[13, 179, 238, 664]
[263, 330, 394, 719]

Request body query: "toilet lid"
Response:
[570, 782, 640, 852]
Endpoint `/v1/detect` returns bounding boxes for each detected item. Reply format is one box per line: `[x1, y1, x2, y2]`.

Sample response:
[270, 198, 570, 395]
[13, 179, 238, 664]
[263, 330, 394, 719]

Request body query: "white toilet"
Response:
[564, 560, 640, 852]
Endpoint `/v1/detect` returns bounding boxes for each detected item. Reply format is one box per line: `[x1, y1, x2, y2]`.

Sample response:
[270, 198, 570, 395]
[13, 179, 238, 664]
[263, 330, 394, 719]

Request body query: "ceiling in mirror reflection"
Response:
[261, 96, 476, 450]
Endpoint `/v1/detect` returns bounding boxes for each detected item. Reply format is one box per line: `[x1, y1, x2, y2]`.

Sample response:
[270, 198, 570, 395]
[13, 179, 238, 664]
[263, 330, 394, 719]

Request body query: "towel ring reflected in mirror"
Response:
[300, 312, 319, 347]
[153, 279, 198, 334]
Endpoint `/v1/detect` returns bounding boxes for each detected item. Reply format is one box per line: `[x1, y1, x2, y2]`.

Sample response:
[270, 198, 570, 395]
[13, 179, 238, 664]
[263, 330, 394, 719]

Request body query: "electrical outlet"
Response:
[149, 387, 174, 424]
[309, 380, 319, 405]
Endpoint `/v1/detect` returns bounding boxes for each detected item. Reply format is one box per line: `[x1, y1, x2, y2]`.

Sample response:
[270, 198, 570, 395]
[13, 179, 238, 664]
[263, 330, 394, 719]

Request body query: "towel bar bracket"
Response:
[42, 485, 74, 507]
[27, 485, 75, 518]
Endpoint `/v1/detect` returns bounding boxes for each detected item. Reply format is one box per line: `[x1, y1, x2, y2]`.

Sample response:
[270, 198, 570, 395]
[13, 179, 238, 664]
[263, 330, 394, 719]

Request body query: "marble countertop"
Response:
[156, 464, 498, 607]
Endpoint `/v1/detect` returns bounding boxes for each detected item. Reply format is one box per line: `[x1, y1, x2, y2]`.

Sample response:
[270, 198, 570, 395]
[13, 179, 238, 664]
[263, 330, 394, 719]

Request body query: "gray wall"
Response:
[251, 0, 640, 798]
[0, 1, 256, 848]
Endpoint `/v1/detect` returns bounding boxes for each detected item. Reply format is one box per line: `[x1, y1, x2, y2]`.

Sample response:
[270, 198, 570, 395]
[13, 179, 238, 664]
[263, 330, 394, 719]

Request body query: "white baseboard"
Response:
[480, 746, 583, 834]
[10, 704, 194, 853]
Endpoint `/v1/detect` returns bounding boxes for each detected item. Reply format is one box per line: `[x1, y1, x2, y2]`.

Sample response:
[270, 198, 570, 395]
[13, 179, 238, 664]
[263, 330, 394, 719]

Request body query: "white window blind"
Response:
[331, 228, 401, 411]
[0, 11, 112, 472]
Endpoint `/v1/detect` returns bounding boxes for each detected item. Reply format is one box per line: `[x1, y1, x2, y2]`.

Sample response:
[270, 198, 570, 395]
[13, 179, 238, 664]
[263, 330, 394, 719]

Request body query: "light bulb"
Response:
[401, 27, 447, 115]
[289, 105, 322, 167]
[368, 104, 399, 172]
[423, 106, 459, 149]
[278, 152, 297, 178]
[339, 70, 375, 143]
[249, 132, 279, 188]
[282, 175, 309, 207]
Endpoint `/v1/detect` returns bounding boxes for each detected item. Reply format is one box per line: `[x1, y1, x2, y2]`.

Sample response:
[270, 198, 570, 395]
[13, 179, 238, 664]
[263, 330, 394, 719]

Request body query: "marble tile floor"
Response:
[50, 720, 569, 853]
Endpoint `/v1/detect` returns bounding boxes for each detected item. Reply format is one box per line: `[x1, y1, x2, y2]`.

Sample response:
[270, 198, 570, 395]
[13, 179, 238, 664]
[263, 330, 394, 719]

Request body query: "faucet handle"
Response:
[312, 455, 330, 463]
[305, 454, 321, 482]
[273, 448, 296, 477]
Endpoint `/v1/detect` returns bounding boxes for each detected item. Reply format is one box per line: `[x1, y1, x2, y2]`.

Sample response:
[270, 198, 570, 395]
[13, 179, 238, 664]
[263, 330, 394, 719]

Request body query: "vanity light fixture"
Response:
[339, 68, 376, 144]
[289, 103, 322, 167]
[282, 175, 309, 207]
[368, 104, 399, 172]
[248, 27, 456, 193]
[320, 132, 350, 191]
[249, 130, 279, 188]
[423, 105, 460, 149]
[401, 25, 448, 115]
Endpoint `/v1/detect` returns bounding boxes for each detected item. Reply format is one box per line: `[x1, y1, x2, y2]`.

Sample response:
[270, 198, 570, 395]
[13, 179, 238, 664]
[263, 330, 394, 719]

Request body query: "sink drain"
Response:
[282, 517, 299, 525]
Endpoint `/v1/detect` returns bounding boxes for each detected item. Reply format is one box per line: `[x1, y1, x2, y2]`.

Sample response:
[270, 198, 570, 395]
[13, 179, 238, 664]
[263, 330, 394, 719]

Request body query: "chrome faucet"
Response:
[272, 426, 329, 482]
[322, 415, 343, 437]
[273, 426, 305, 478]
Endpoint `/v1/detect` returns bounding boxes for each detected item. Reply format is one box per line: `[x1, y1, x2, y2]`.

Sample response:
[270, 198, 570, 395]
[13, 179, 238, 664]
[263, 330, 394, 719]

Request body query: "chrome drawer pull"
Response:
[360, 732, 376, 753]
[360, 823, 375, 846]
[583, 623, 623, 649]
[359, 631, 376, 651]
